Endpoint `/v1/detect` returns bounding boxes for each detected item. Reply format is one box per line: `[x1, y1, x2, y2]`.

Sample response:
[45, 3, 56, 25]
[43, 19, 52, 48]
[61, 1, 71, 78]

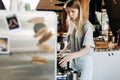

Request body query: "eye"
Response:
[71, 10, 76, 13]
[67, 11, 70, 14]
[72, 11, 75, 13]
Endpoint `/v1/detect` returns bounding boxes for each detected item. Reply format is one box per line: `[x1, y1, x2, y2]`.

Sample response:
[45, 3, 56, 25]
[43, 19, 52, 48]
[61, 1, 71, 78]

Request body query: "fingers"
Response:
[59, 56, 69, 67]
[57, 50, 64, 57]
[57, 53, 63, 57]
[57, 50, 65, 56]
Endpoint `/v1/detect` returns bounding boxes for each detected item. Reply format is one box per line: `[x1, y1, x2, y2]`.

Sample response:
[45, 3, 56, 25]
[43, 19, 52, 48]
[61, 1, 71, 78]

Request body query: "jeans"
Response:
[70, 55, 93, 80]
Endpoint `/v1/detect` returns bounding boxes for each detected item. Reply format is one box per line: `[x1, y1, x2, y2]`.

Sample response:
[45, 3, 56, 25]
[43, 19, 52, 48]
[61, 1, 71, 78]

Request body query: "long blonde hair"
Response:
[64, 0, 84, 37]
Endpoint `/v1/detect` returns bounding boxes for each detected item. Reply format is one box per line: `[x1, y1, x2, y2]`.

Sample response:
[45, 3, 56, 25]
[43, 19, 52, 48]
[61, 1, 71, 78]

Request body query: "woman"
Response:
[58, 0, 95, 80]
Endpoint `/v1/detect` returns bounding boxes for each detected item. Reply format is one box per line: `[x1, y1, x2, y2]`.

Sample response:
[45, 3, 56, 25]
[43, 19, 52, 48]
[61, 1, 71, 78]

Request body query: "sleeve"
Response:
[82, 21, 95, 48]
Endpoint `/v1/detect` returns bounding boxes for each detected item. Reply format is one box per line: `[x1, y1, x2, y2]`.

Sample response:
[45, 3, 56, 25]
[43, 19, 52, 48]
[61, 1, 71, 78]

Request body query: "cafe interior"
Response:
[0, 0, 120, 80]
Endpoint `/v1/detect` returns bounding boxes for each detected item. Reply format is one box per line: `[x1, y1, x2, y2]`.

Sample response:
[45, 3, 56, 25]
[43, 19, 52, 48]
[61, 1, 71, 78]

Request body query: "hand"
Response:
[59, 54, 73, 67]
[57, 50, 64, 57]
[57, 53, 63, 58]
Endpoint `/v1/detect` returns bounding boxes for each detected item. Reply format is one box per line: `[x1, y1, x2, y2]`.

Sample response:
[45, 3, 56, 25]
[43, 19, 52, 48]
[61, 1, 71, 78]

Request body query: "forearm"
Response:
[58, 42, 70, 56]
[70, 46, 90, 59]
[59, 46, 90, 67]
[60, 44, 69, 54]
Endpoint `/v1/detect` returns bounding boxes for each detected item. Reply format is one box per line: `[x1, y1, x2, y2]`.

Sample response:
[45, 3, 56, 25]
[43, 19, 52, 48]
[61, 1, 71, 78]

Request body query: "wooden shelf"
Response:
[95, 41, 108, 49]
[36, 0, 64, 11]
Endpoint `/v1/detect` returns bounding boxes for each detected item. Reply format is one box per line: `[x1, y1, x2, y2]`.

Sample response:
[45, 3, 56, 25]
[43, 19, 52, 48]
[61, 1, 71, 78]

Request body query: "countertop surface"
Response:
[94, 47, 120, 52]
[0, 52, 55, 80]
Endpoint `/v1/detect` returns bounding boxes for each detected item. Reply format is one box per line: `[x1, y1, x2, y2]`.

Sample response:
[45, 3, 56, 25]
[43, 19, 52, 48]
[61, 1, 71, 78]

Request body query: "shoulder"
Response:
[83, 20, 93, 29]
[82, 20, 93, 32]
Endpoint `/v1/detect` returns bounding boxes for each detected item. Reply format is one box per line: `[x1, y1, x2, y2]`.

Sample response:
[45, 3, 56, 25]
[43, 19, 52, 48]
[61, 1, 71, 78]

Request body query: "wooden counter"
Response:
[94, 41, 108, 49]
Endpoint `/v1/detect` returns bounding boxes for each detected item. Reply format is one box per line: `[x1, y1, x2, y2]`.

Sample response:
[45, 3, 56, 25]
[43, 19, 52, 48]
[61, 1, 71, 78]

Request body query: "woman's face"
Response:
[66, 7, 79, 21]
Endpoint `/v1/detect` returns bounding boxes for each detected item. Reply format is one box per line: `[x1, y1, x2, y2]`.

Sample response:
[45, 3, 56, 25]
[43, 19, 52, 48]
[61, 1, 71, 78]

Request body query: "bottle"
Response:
[117, 29, 120, 46]
[117, 34, 120, 46]
[66, 68, 74, 80]
[57, 42, 61, 52]
[25, 2, 31, 11]
[72, 71, 79, 80]
[17, 0, 25, 11]
[112, 36, 115, 43]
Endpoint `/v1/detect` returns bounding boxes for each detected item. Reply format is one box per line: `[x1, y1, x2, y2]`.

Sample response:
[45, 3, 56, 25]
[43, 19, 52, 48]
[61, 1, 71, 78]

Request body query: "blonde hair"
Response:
[64, 0, 84, 38]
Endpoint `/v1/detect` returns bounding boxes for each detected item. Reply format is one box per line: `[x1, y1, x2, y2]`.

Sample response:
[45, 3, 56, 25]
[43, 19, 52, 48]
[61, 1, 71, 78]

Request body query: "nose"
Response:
[69, 12, 73, 17]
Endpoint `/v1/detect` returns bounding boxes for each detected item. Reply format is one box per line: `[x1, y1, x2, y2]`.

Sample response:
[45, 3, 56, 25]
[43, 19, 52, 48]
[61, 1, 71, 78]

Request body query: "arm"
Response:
[59, 45, 90, 67]
[68, 45, 90, 59]
[57, 42, 70, 57]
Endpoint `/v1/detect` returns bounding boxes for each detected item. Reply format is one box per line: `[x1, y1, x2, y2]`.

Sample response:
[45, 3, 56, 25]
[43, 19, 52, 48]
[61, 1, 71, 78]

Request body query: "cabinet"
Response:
[92, 51, 120, 80]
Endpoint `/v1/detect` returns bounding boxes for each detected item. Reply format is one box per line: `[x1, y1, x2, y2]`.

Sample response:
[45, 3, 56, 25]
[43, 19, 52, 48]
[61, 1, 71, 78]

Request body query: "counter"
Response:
[0, 52, 55, 80]
[58, 50, 120, 80]
[94, 46, 120, 52]
[92, 50, 120, 80]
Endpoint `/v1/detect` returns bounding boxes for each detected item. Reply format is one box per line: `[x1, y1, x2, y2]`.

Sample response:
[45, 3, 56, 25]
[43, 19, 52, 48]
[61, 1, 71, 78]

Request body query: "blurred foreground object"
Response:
[34, 27, 48, 37]
[28, 17, 44, 24]
[37, 43, 53, 53]
[28, 18, 53, 53]
[32, 57, 48, 64]
[39, 31, 53, 43]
